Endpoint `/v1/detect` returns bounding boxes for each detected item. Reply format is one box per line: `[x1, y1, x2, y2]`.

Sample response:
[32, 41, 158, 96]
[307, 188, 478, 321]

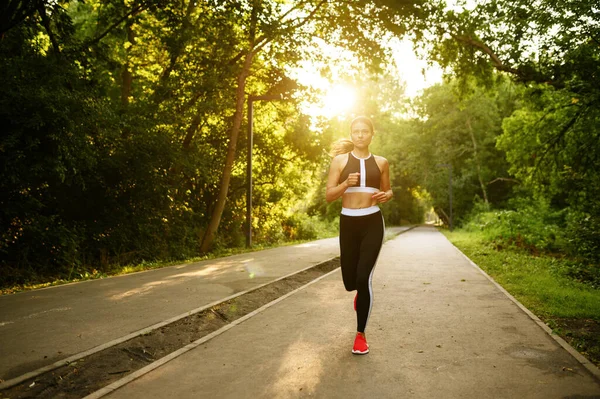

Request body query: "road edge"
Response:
[445, 233, 600, 383]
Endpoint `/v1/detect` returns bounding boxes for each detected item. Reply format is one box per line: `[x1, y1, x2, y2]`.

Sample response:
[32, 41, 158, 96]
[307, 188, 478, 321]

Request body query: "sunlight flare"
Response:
[322, 84, 357, 117]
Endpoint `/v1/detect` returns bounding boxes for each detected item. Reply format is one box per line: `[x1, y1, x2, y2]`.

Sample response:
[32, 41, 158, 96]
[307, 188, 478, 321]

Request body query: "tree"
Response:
[399, 79, 516, 225]
[198, 0, 427, 251]
[414, 0, 600, 197]
[1, 0, 432, 283]
[407, 0, 599, 260]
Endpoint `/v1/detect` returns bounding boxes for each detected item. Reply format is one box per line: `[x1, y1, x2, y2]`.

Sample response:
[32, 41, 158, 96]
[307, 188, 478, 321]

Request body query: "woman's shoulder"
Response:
[332, 153, 349, 164]
[372, 155, 389, 172]
[373, 154, 388, 164]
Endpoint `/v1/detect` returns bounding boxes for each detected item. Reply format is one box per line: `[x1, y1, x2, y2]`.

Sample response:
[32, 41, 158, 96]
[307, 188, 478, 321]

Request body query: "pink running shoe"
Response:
[352, 333, 369, 355]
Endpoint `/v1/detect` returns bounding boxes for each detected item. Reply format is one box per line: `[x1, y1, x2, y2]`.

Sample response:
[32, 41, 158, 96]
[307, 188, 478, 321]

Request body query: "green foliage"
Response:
[565, 209, 600, 266]
[497, 85, 600, 271]
[422, 0, 599, 91]
[410, 0, 600, 276]
[2, 0, 432, 287]
[498, 86, 600, 200]
[408, 0, 599, 278]
[0, 24, 119, 283]
[282, 213, 337, 241]
[398, 78, 517, 226]
[463, 197, 564, 253]
[461, 197, 600, 288]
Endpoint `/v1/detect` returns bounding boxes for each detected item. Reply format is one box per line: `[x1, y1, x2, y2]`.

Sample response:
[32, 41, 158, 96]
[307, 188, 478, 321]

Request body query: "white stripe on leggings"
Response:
[364, 211, 385, 331]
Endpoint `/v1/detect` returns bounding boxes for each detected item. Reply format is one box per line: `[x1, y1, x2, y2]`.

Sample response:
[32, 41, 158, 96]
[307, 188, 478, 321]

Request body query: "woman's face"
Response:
[350, 121, 373, 149]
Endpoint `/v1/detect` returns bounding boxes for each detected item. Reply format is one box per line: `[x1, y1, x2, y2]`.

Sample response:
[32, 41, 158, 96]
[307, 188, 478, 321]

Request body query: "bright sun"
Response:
[290, 37, 443, 121]
[322, 84, 357, 117]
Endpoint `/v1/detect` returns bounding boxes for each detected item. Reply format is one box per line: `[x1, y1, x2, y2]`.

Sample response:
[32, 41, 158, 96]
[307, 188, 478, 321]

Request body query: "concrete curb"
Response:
[82, 267, 342, 399]
[447, 238, 600, 382]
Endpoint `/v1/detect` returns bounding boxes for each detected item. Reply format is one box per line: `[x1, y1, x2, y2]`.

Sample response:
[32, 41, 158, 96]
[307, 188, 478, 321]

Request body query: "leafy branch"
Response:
[228, 0, 327, 64]
[451, 33, 564, 88]
[79, 1, 150, 50]
[533, 105, 587, 179]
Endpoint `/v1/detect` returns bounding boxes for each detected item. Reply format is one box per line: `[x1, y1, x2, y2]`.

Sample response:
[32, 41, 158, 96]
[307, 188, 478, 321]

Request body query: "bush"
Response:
[565, 210, 600, 265]
[461, 196, 600, 287]
[463, 197, 565, 253]
[282, 213, 337, 241]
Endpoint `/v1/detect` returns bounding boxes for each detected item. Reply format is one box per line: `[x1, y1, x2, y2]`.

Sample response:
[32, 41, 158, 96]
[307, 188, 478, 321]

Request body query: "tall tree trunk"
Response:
[466, 116, 489, 204]
[436, 207, 450, 227]
[199, 1, 261, 253]
[199, 50, 254, 253]
[121, 20, 134, 107]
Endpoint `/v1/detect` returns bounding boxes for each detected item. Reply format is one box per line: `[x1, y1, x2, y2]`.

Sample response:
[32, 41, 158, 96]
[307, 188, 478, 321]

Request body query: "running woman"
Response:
[326, 116, 393, 355]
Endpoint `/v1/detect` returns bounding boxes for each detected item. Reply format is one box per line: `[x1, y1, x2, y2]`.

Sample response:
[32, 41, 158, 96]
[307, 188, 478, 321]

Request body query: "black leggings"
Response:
[339, 210, 385, 333]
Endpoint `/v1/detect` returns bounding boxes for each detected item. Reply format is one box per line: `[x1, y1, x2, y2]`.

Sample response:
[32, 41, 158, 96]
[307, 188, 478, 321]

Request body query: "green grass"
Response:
[443, 228, 600, 366]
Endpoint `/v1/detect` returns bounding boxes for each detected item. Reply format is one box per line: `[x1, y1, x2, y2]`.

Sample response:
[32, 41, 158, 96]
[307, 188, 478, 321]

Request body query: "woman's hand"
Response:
[372, 190, 393, 204]
[345, 172, 360, 187]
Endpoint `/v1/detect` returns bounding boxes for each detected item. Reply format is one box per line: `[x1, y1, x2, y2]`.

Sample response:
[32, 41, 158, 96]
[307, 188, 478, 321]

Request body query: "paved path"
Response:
[102, 226, 599, 399]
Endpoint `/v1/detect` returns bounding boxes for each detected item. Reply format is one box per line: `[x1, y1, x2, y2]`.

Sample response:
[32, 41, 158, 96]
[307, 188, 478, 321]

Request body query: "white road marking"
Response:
[23, 307, 72, 319]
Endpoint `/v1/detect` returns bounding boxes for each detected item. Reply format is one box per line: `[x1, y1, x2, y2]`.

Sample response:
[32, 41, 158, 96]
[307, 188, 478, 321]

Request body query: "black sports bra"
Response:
[339, 152, 381, 193]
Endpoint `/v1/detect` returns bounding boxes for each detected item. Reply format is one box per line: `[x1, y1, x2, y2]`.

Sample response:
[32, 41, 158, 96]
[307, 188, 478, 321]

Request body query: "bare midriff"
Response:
[342, 191, 379, 209]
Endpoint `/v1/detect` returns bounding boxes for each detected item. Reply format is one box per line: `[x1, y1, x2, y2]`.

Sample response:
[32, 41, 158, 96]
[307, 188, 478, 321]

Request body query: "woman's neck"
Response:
[352, 148, 370, 158]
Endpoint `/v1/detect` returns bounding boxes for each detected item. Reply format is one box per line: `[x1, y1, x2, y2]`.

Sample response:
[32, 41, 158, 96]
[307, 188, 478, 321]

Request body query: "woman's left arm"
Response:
[372, 157, 393, 204]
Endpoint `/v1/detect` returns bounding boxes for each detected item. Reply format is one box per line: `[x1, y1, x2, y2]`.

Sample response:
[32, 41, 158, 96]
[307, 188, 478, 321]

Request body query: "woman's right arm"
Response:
[326, 155, 349, 203]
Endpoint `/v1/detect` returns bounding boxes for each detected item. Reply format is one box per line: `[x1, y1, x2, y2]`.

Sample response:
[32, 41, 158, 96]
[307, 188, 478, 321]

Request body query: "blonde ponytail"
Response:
[329, 138, 354, 157]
